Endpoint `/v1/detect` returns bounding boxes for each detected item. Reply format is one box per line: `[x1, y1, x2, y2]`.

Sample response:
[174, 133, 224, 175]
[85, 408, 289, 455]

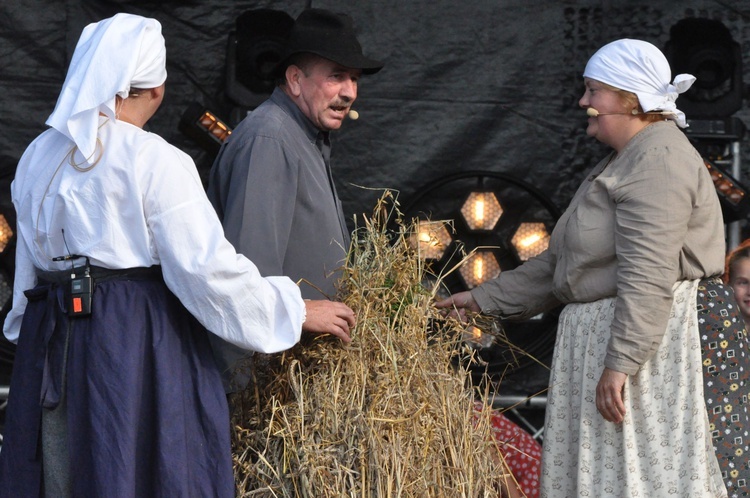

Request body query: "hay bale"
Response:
[230, 191, 514, 497]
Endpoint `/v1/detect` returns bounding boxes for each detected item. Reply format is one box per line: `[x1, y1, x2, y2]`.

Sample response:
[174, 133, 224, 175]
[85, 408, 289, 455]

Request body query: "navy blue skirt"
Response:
[0, 268, 234, 497]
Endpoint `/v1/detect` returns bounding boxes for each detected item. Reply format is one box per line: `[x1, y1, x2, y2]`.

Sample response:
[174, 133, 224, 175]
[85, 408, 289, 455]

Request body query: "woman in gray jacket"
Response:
[438, 39, 747, 498]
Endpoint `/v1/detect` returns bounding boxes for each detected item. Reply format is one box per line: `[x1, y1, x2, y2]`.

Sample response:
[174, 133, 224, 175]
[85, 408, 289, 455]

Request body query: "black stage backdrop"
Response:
[1, 0, 750, 399]
[3, 1, 750, 216]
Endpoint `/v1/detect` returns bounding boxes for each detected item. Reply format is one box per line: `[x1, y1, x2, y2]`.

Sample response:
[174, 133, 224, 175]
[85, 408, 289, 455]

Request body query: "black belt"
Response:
[37, 265, 163, 287]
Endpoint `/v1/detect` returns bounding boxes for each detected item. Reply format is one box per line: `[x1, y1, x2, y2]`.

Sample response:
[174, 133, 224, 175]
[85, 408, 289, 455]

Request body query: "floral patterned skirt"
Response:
[540, 279, 733, 497]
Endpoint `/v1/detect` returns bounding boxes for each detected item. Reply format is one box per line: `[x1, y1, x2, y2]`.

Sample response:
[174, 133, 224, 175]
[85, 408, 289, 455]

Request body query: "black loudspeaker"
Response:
[225, 9, 294, 111]
[664, 18, 744, 119]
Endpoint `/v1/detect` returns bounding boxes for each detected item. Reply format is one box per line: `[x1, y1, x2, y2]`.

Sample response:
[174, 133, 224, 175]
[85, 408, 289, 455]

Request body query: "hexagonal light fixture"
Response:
[462, 324, 495, 349]
[409, 220, 453, 260]
[400, 172, 562, 383]
[511, 222, 550, 261]
[459, 250, 501, 289]
[0, 214, 13, 253]
[460, 191, 503, 231]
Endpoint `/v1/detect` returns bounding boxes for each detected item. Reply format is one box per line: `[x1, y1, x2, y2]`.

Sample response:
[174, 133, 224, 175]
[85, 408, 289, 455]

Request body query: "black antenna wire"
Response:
[62, 228, 73, 271]
[52, 229, 90, 273]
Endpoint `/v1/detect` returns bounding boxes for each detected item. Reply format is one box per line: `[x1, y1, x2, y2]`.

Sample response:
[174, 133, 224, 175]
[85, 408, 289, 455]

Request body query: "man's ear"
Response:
[285, 65, 302, 97]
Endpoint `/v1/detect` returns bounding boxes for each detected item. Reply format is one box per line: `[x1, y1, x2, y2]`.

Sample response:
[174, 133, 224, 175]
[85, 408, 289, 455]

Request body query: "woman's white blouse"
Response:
[4, 117, 304, 352]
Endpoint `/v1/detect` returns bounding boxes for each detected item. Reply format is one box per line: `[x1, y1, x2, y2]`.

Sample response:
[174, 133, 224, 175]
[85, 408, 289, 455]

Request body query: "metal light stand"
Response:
[730, 139, 743, 249]
[490, 394, 548, 443]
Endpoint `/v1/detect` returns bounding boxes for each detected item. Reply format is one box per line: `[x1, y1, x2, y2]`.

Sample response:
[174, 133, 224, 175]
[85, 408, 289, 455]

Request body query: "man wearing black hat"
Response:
[207, 8, 383, 390]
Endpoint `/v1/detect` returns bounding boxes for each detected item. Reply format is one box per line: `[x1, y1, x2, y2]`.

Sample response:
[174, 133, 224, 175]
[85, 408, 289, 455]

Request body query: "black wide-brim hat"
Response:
[280, 8, 384, 75]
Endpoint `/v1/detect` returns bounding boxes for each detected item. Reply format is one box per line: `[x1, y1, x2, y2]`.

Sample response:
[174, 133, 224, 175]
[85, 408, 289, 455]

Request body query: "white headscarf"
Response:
[46, 13, 168, 162]
[583, 38, 695, 128]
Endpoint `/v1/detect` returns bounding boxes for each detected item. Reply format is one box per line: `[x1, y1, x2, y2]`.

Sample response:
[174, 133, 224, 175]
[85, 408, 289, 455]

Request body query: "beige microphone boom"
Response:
[587, 108, 670, 117]
[587, 108, 634, 116]
[348, 110, 359, 120]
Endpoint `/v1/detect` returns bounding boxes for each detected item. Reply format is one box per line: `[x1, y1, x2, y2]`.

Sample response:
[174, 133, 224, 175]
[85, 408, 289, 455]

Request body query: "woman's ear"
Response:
[150, 85, 165, 101]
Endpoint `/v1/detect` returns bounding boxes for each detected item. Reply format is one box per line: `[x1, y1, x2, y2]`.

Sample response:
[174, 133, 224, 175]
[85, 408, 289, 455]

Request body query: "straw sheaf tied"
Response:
[231, 191, 514, 497]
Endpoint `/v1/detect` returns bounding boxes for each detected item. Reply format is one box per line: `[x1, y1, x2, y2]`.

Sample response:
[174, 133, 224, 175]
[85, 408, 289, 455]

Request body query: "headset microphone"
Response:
[587, 108, 671, 117]
[586, 108, 638, 117]
[348, 109, 359, 120]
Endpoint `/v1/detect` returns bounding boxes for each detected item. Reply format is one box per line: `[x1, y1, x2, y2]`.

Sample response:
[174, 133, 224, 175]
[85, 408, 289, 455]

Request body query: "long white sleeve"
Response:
[4, 118, 304, 352]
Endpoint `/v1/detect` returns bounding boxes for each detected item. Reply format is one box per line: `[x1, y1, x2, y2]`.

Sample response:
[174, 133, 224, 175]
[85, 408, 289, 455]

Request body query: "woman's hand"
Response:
[595, 367, 628, 423]
[302, 300, 356, 343]
[433, 291, 481, 322]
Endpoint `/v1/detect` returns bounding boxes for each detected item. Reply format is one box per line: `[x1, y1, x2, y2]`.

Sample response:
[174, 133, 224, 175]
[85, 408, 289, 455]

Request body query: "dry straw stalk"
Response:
[230, 191, 516, 497]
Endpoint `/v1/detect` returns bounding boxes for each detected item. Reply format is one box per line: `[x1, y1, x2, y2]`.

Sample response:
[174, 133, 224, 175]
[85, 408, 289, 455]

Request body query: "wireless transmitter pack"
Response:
[69, 269, 92, 317]
[53, 254, 93, 318]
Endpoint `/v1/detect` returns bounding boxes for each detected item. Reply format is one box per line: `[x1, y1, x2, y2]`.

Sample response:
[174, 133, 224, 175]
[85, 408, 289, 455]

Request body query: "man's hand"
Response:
[433, 291, 481, 322]
[595, 367, 628, 423]
[302, 300, 356, 343]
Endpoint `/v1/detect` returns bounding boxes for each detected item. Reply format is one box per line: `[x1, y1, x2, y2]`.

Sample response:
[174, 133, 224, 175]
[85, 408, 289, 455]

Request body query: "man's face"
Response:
[289, 58, 362, 132]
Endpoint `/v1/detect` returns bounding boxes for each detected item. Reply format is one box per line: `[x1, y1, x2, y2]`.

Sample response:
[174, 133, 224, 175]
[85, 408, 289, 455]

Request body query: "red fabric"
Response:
[474, 403, 542, 498]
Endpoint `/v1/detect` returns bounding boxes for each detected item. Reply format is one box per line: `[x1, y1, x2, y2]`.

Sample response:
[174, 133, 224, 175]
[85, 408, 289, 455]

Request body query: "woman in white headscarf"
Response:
[0, 13, 355, 498]
[437, 39, 750, 497]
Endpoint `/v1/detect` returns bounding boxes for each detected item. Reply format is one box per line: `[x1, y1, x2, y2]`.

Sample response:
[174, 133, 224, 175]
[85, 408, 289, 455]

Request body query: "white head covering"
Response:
[46, 13, 167, 161]
[583, 38, 695, 128]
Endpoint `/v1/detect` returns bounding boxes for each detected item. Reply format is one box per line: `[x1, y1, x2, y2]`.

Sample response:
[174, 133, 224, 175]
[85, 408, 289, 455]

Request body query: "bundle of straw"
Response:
[230, 191, 516, 497]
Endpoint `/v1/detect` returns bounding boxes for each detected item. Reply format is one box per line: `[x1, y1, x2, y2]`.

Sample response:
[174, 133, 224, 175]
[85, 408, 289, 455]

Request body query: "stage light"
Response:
[703, 158, 750, 222]
[198, 111, 232, 143]
[664, 18, 743, 119]
[463, 324, 494, 349]
[0, 211, 12, 330]
[0, 215, 12, 254]
[400, 171, 561, 409]
[408, 220, 453, 260]
[0, 159, 16, 378]
[511, 222, 550, 261]
[178, 102, 233, 154]
[460, 191, 503, 231]
[459, 250, 501, 289]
